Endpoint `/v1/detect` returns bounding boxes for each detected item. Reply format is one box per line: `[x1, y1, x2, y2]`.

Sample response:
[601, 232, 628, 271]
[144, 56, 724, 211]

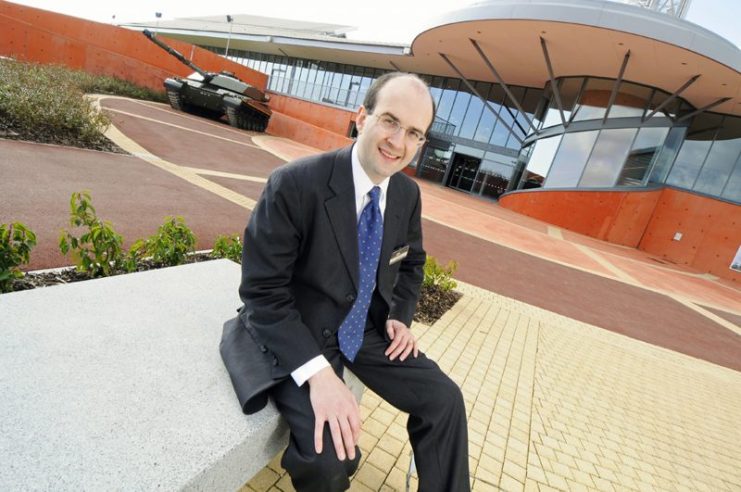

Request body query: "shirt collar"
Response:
[351, 144, 390, 201]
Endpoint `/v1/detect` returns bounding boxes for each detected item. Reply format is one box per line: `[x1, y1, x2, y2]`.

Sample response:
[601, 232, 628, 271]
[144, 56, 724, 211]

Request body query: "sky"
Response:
[8, 0, 741, 48]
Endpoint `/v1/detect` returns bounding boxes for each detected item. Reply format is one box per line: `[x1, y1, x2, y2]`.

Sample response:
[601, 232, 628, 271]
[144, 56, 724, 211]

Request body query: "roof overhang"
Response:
[408, 0, 740, 115]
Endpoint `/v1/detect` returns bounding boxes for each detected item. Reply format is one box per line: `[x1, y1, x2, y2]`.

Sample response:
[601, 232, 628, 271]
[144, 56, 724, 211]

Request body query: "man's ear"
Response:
[355, 106, 368, 134]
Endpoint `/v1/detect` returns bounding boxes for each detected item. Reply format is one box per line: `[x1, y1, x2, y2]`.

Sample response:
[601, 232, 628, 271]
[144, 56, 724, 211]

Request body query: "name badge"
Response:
[389, 245, 410, 265]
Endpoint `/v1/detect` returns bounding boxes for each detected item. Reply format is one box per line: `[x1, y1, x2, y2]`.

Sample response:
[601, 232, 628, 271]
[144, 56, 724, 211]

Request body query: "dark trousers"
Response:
[270, 324, 470, 492]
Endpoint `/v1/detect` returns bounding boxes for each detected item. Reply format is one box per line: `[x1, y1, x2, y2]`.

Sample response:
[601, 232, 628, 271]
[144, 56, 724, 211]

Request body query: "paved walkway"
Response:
[2, 96, 740, 491]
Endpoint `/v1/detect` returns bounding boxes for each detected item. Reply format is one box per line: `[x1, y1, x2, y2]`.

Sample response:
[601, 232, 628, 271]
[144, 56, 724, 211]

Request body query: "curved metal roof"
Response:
[409, 0, 740, 115]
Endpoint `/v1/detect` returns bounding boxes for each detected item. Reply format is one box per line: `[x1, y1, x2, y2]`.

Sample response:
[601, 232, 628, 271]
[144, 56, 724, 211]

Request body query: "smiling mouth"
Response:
[379, 147, 401, 160]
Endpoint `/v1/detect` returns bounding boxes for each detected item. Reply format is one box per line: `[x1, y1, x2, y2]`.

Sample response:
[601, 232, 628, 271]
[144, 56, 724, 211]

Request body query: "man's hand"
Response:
[385, 319, 418, 361]
[307, 366, 361, 461]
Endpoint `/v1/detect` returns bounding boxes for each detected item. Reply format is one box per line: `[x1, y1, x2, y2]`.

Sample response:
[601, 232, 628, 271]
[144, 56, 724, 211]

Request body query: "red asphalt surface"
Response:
[2, 97, 740, 372]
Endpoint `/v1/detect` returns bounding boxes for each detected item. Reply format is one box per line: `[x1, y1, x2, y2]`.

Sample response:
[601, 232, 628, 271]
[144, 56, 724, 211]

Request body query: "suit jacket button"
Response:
[272, 357, 278, 366]
[346, 293, 355, 303]
[260, 345, 268, 353]
[322, 329, 332, 338]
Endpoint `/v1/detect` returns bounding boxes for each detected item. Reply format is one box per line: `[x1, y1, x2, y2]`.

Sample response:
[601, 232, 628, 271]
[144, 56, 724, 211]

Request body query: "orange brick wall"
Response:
[639, 188, 741, 281]
[267, 92, 356, 137]
[265, 92, 354, 151]
[0, 0, 266, 92]
[499, 188, 662, 247]
[500, 187, 741, 281]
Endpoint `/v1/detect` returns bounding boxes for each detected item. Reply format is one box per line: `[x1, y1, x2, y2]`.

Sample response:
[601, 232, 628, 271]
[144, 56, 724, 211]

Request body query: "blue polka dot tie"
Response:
[338, 186, 383, 362]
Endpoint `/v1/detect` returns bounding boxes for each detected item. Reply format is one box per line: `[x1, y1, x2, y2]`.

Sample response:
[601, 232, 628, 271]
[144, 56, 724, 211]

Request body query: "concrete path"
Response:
[2, 96, 740, 491]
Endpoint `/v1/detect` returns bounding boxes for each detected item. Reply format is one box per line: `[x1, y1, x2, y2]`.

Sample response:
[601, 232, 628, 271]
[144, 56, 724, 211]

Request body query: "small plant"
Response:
[0, 222, 37, 293]
[59, 191, 125, 277]
[423, 256, 458, 292]
[212, 234, 243, 263]
[140, 216, 197, 267]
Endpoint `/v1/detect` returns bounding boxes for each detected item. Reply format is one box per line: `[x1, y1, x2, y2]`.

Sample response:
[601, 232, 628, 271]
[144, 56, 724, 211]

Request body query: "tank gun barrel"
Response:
[142, 29, 210, 80]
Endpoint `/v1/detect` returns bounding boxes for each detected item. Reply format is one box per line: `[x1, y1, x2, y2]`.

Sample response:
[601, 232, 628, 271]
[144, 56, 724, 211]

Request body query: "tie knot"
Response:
[368, 186, 381, 204]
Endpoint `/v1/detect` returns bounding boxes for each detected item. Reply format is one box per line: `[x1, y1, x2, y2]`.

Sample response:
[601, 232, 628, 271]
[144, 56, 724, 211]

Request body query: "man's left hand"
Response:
[385, 319, 418, 361]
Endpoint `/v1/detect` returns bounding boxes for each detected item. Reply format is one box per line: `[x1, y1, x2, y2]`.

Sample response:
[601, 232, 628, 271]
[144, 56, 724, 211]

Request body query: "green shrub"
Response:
[212, 234, 243, 263]
[139, 216, 197, 267]
[0, 222, 37, 293]
[59, 191, 125, 277]
[423, 256, 458, 292]
[0, 58, 165, 150]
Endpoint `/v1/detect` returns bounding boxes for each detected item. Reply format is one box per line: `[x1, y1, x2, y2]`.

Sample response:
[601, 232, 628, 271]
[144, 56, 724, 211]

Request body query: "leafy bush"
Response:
[137, 216, 197, 267]
[0, 58, 165, 151]
[422, 256, 458, 292]
[59, 191, 125, 277]
[212, 234, 243, 263]
[0, 222, 37, 293]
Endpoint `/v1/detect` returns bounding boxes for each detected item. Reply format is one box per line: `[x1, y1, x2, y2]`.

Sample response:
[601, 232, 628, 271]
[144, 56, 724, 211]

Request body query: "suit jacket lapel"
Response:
[324, 147, 359, 291]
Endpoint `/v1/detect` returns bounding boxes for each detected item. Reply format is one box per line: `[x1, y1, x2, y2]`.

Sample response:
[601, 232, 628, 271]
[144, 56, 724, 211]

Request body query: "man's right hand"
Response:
[307, 366, 361, 461]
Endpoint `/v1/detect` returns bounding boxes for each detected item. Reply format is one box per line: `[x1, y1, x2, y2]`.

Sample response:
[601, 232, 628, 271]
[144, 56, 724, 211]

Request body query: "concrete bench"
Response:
[0, 259, 362, 491]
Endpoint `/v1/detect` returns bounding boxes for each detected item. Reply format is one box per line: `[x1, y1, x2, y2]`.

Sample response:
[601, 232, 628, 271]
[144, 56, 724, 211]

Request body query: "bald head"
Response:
[362, 72, 436, 132]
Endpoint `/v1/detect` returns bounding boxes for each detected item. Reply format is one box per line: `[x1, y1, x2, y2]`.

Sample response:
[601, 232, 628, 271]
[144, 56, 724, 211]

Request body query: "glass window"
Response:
[435, 79, 459, 124]
[618, 127, 670, 186]
[607, 82, 652, 119]
[475, 158, 516, 199]
[721, 156, 741, 202]
[490, 105, 516, 147]
[572, 78, 614, 122]
[694, 117, 741, 196]
[417, 143, 452, 183]
[544, 131, 600, 188]
[458, 82, 488, 140]
[473, 83, 501, 143]
[666, 113, 723, 189]
[648, 126, 686, 184]
[520, 135, 563, 189]
[579, 128, 637, 187]
[449, 90, 472, 137]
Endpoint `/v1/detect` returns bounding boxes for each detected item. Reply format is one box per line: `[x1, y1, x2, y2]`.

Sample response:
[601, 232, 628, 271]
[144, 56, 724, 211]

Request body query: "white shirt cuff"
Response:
[291, 355, 330, 386]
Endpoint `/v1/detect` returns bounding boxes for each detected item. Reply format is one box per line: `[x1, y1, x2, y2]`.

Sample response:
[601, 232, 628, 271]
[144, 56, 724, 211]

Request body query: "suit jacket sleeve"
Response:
[238, 167, 322, 373]
[388, 181, 425, 327]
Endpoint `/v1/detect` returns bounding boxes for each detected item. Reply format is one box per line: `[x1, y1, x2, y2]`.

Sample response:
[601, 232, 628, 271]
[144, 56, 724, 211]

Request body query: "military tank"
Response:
[142, 29, 271, 132]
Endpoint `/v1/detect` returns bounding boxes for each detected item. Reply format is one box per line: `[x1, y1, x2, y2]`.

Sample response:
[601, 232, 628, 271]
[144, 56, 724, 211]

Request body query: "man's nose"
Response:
[386, 128, 406, 148]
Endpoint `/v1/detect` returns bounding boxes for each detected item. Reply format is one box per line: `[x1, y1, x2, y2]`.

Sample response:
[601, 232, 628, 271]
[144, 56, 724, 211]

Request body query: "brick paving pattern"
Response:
[242, 283, 741, 491]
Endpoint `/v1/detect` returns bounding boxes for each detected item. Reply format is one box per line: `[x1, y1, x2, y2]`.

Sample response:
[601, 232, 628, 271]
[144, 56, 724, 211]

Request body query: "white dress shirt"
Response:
[290, 145, 390, 386]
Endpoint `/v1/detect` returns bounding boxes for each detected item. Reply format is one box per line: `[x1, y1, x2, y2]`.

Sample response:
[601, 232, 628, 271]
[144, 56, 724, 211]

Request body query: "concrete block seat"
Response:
[0, 260, 362, 491]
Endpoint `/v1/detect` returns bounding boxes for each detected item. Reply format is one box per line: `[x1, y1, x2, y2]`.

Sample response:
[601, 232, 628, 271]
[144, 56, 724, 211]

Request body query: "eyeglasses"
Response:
[371, 114, 427, 145]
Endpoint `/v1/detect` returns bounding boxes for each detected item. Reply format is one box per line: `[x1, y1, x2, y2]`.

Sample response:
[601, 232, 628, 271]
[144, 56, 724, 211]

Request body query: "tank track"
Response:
[166, 90, 186, 111]
[225, 105, 269, 132]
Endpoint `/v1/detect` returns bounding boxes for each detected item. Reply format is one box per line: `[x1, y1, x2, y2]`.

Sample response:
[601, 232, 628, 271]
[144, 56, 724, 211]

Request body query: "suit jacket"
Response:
[220, 145, 426, 414]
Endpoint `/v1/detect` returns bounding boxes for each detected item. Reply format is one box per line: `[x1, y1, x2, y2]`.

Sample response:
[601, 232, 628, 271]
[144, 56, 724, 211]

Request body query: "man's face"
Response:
[355, 77, 434, 184]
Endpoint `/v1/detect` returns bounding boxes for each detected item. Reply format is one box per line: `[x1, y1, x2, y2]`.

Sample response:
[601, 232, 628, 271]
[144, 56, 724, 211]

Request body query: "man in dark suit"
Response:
[237, 73, 469, 491]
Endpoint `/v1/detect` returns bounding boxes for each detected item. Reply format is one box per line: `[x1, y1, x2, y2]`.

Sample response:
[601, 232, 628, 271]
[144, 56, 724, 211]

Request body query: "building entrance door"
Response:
[446, 153, 482, 193]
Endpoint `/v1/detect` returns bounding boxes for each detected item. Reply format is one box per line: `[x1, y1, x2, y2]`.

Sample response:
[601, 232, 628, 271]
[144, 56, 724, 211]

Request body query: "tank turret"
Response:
[142, 29, 271, 132]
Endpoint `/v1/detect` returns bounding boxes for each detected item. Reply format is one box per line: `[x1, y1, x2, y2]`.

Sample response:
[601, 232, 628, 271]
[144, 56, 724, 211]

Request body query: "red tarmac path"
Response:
[2, 96, 739, 371]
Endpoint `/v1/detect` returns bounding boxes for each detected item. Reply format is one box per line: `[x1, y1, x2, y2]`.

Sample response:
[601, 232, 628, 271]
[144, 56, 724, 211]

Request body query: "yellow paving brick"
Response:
[358, 432, 379, 453]
[544, 470, 570, 490]
[383, 466, 408, 491]
[246, 466, 281, 492]
[268, 452, 285, 473]
[363, 417, 388, 439]
[499, 472, 525, 492]
[590, 476, 616, 492]
[473, 479, 500, 491]
[503, 460, 527, 483]
[275, 473, 296, 492]
[524, 478, 541, 492]
[376, 435, 404, 457]
[385, 422, 408, 442]
[526, 465, 548, 484]
[354, 462, 387, 490]
[565, 479, 591, 492]
[367, 447, 396, 473]
[371, 406, 397, 426]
